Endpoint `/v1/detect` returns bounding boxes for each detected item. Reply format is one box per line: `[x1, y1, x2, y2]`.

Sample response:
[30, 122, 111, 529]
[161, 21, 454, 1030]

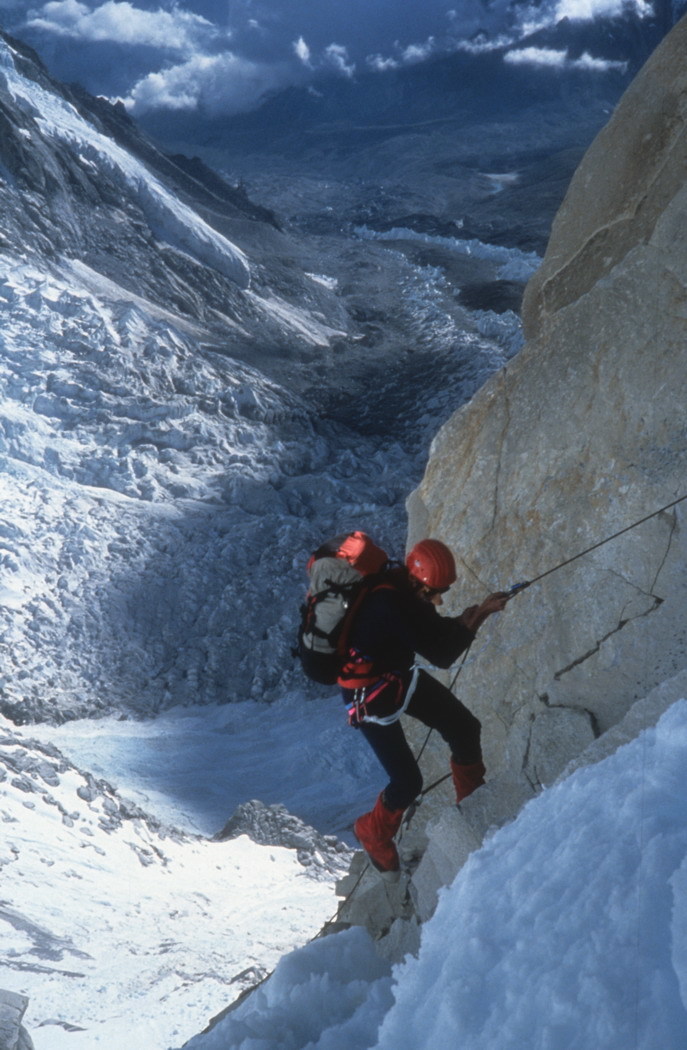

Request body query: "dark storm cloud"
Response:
[4, 0, 655, 115]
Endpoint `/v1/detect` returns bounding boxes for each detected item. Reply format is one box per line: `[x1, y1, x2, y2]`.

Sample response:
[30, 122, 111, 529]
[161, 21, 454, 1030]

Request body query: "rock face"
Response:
[407, 15, 687, 788]
[338, 17, 687, 957]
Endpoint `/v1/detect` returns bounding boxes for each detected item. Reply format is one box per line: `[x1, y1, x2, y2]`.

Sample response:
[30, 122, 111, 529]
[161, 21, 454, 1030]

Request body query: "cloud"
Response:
[293, 35, 311, 65]
[123, 49, 296, 116]
[365, 33, 440, 73]
[323, 42, 355, 77]
[366, 53, 399, 72]
[504, 46, 570, 68]
[554, 0, 652, 19]
[8, 0, 658, 118]
[504, 45, 628, 72]
[516, 0, 653, 36]
[400, 37, 436, 64]
[572, 50, 629, 71]
[294, 37, 355, 78]
[26, 0, 218, 53]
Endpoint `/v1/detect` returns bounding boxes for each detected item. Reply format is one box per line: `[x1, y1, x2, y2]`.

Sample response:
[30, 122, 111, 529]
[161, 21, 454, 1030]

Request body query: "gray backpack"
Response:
[295, 532, 389, 685]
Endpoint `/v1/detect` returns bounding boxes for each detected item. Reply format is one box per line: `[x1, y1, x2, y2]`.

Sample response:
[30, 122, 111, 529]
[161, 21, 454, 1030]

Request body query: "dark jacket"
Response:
[338, 571, 474, 715]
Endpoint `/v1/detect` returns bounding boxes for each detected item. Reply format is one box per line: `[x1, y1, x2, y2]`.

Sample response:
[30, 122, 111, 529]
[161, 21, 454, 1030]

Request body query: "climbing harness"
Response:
[347, 665, 420, 727]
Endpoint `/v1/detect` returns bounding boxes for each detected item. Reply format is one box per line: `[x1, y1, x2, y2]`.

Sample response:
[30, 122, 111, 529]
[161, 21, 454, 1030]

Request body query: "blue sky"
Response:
[0, 0, 656, 116]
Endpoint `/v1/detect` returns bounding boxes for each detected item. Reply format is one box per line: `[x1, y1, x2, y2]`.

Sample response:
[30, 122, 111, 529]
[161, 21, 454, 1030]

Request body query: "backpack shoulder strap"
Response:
[335, 574, 399, 657]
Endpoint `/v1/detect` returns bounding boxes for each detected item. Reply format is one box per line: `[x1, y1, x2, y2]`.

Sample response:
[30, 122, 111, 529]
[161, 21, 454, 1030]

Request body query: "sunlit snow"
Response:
[0, 41, 250, 289]
[0, 711, 348, 1050]
[181, 701, 687, 1050]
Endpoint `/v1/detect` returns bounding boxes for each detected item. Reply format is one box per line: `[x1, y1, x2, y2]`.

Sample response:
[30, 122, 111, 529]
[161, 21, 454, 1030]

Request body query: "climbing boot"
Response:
[450, 758, 486, 804]
[354, 792, 405, 873]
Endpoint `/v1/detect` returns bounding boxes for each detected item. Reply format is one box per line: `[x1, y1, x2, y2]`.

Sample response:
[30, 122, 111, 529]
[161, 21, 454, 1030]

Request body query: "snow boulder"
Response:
[407, 15, 687, 793]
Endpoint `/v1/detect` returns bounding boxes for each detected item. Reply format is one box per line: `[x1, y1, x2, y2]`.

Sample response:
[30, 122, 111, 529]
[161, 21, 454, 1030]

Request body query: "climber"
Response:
[342, 538, 508, 874]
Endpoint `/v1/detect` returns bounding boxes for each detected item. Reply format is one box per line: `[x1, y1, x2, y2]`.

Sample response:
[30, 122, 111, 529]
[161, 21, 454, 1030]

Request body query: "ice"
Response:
[29, 694, 381, 838]
[353, 224, 541, 281]
[183, 926, 395, 1050]
[0, 714, 348, 1050]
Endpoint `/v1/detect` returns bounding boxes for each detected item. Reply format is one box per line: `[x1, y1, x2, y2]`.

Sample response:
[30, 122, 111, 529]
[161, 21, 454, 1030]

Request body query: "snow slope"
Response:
[181, 699, 687, 1050]
[0, 715, 351, 1050]
[27, 694, 382, 840]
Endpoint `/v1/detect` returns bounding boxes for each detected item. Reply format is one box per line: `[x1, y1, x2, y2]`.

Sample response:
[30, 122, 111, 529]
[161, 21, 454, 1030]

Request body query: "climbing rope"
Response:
[412, 491, 687, 800]
[509, 490, 687, 592]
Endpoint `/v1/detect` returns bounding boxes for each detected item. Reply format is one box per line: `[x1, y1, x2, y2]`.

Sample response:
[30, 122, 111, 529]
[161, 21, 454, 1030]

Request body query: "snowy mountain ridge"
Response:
[0, 32, 247, 290]
[0, 32, 249, 289]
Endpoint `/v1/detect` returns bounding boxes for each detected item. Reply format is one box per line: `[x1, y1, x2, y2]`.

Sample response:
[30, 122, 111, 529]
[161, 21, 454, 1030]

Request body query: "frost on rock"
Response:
[216, 799, 353, 879]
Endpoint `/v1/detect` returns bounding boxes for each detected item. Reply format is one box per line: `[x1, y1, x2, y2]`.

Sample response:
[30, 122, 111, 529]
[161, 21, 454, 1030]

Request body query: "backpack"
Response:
[294, 531, 389, 685]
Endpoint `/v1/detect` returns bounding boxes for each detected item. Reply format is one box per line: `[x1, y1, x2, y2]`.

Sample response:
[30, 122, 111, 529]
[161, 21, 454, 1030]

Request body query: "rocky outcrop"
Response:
[338, 16, 687, 958]
[0, 990, 34, 1050]
[215, 799, 352, 880]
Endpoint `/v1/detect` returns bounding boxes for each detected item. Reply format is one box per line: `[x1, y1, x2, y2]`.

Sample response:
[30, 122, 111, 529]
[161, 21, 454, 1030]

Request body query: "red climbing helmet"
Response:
[406, 539, 457, 590]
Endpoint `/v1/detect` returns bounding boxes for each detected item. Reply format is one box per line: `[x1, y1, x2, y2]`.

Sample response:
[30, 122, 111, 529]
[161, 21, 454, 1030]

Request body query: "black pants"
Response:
[358, 668, 482, 811]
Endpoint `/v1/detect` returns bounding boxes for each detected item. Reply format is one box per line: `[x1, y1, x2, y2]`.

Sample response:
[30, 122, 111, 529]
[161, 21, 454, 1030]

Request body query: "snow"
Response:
[354, 224, 542, 282]
[183, 927, 395, 1050]
[0, 247, 416, 719]
[0, 713, 351, 1050]
[28, 694, 381, 839]
[179, 700, 687, 1050]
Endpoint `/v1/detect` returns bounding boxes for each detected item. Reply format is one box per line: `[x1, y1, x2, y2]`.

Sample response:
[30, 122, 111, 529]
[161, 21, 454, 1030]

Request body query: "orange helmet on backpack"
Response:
[406, 539, 457, 590]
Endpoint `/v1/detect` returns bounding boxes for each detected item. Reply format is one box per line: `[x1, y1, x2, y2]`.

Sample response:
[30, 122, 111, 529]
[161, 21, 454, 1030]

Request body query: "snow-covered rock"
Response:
[216, 799, 352, 879]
